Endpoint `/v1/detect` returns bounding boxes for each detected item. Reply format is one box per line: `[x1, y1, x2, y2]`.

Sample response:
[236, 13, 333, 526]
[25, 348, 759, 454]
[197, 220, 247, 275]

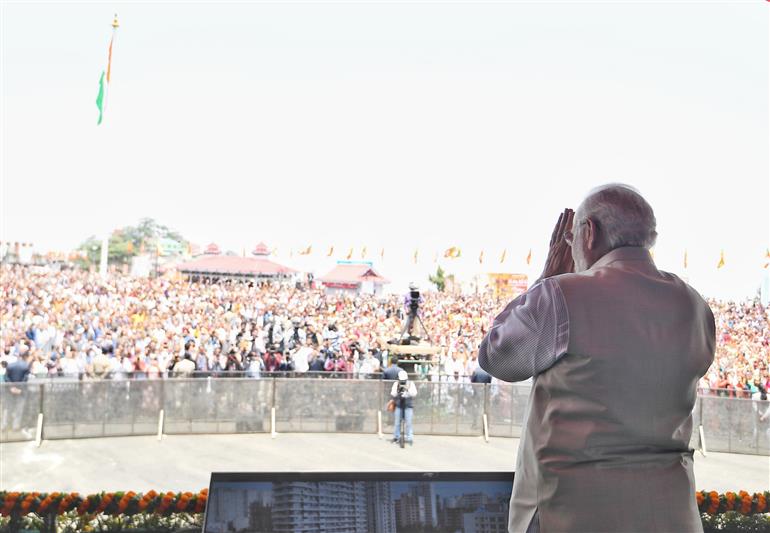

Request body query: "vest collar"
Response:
[589, 246, 654, 270]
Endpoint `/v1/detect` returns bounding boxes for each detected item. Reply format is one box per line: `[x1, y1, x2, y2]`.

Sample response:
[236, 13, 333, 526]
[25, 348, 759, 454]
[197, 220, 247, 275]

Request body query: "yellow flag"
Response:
[479, 250, 484, 264]
[361, 246, 367, 259]
[299, 245, 312, 255]
[717, 250, 725, 269]
[444, 246, 461, 259]
[764, 248, 770, 269]
[414, 249, 419, 264]
[500, 249, 506, 264]
[684, 249, 688, 269]
[327, 246, 334, 257]
[347, 247, 353, 260]
[126, 241, 134, 254]
[380, 248, 385, 260]
[526, 248, 532, 265]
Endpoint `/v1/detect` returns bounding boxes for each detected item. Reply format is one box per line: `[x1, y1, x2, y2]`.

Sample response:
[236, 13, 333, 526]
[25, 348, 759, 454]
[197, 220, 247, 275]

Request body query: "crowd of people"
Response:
[701, 299, 769, 399]
[0, 265, 767, 398]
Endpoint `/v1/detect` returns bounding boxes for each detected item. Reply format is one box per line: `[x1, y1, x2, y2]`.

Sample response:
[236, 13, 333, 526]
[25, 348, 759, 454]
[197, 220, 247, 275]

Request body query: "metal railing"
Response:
[1, 380, 768, 455]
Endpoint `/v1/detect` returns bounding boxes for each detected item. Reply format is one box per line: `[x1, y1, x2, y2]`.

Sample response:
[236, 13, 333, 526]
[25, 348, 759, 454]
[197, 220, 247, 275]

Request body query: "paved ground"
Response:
[1, 433, 767, 494]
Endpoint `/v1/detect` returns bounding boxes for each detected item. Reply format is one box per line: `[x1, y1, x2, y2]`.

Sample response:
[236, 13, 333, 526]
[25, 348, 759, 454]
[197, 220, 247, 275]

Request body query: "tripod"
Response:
[398, 307, 431, 344]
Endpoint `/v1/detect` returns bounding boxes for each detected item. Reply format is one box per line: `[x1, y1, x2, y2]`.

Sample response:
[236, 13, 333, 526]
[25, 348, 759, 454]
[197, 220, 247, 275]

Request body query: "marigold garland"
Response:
[0, 489, 207, 517]
[696, 490, 770, 516]
[5, 489, 764, 519]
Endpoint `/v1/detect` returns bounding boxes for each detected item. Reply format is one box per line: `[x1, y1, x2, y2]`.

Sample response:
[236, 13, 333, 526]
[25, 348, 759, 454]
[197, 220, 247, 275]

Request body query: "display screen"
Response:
[203, 472, 513, 533]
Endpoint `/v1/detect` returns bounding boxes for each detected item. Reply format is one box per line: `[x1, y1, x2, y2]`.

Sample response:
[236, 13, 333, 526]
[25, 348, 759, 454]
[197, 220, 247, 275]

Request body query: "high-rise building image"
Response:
[461, 502, 509, 533]
[394, 482, 438, 530]
[365, 481, 397, 533]
[271, 481, 369, 532]
[248, 500, 273, 533]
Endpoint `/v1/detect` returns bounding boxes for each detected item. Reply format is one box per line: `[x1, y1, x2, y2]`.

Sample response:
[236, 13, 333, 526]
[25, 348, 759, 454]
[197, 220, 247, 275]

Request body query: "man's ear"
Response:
[585, 218, 599, 250]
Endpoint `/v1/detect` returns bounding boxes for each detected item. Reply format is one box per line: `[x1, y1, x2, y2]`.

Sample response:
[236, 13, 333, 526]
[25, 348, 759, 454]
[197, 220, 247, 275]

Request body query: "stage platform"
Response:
[1, 433, 766, 494]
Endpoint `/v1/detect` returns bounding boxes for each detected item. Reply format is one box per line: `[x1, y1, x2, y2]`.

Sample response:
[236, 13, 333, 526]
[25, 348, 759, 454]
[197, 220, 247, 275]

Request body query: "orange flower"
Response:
[96, 493, 113, 513]
[38, 497, 51, 514]
[696, 492, 704, 507]
[176, 496, 189, 511]
[58, 497, 72, 514]
[725, 492, 735, 511]
[740, 495, 752, 515]
[77, 498, 90, 515]
[757, 494, 766, 513]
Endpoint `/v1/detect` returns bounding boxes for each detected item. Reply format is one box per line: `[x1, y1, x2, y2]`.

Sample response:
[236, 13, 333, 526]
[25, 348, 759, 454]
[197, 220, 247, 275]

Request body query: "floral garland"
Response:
[0, 489, 207, 517]
[696, 490, 769, 516]
[2, 489, 767, 518]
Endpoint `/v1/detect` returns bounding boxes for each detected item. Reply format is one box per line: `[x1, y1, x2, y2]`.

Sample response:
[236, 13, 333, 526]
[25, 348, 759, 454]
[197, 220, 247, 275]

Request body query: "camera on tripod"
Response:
[407, 284, 421, 316]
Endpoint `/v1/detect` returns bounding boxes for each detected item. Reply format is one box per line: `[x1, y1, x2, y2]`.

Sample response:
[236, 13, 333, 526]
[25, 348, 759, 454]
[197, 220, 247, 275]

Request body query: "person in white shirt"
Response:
[391, 370, 418, 445]
[291, 341, 312, 373]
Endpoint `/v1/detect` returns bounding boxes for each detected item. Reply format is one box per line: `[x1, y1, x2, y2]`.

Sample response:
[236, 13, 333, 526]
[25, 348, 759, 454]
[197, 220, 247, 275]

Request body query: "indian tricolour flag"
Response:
[96, 15, 119, 125]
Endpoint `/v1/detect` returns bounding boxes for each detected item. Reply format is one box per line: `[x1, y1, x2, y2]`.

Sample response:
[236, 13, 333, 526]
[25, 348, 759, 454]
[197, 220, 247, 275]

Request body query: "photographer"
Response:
[390, 370, 417, 445]
[402, 283, 424, 339]
[286, 318, 306, 352]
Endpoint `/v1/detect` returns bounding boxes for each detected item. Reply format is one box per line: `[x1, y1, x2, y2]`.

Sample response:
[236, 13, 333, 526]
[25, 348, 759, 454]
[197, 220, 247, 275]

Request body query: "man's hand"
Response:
[538, 208, 575, 282]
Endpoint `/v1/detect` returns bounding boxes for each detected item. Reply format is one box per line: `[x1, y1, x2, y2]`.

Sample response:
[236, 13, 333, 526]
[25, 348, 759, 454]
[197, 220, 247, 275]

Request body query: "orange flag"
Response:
[717, 250, 725, 269]
[764, 248, 770, 269]
[299, 245, 312, 255]
[499, 249, 506, 264]
[346, 247, 353, 260]
[683, 250, 688, 269]
[380, 248, 385, 260]
[526, 249, 532, 265]
[478, 250, 484, 264]
[361, 246, 367, 259]
[327, 246, 334, 257]
[126, 241, 134, 254]
[444, 247, 462, 259]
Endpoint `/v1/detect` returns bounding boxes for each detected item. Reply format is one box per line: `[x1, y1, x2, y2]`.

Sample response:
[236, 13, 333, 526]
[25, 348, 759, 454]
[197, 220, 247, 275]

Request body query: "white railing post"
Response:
[157, 409, 164, 442]
[35, 413, 44, 447]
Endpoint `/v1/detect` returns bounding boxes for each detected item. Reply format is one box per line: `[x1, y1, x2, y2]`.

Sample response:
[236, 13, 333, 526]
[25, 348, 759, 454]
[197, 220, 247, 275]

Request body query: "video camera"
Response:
[407, 284, 421, 316]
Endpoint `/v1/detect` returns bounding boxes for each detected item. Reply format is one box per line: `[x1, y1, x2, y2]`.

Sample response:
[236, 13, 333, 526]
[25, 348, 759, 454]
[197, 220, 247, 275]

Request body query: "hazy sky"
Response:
[1, 1, 768, 298]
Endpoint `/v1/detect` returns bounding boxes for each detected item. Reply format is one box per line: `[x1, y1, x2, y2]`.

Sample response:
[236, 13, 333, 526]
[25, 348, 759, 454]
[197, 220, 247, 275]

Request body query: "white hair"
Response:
[577, 183, 658, 249]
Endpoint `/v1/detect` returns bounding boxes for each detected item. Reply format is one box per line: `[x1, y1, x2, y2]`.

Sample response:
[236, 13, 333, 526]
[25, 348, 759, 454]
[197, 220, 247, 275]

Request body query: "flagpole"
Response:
[99, 14, 119, 278]
[102, 14, 119, 121]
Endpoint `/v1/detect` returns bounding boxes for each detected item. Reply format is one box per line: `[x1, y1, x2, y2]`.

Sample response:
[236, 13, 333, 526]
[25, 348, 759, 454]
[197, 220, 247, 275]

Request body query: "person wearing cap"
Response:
[390, 369, 417, 445]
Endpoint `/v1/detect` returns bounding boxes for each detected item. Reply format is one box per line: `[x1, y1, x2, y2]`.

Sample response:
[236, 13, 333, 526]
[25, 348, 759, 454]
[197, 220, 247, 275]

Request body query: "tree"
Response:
[428, 266, 446, 292]
[77, 218, 187, 266]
